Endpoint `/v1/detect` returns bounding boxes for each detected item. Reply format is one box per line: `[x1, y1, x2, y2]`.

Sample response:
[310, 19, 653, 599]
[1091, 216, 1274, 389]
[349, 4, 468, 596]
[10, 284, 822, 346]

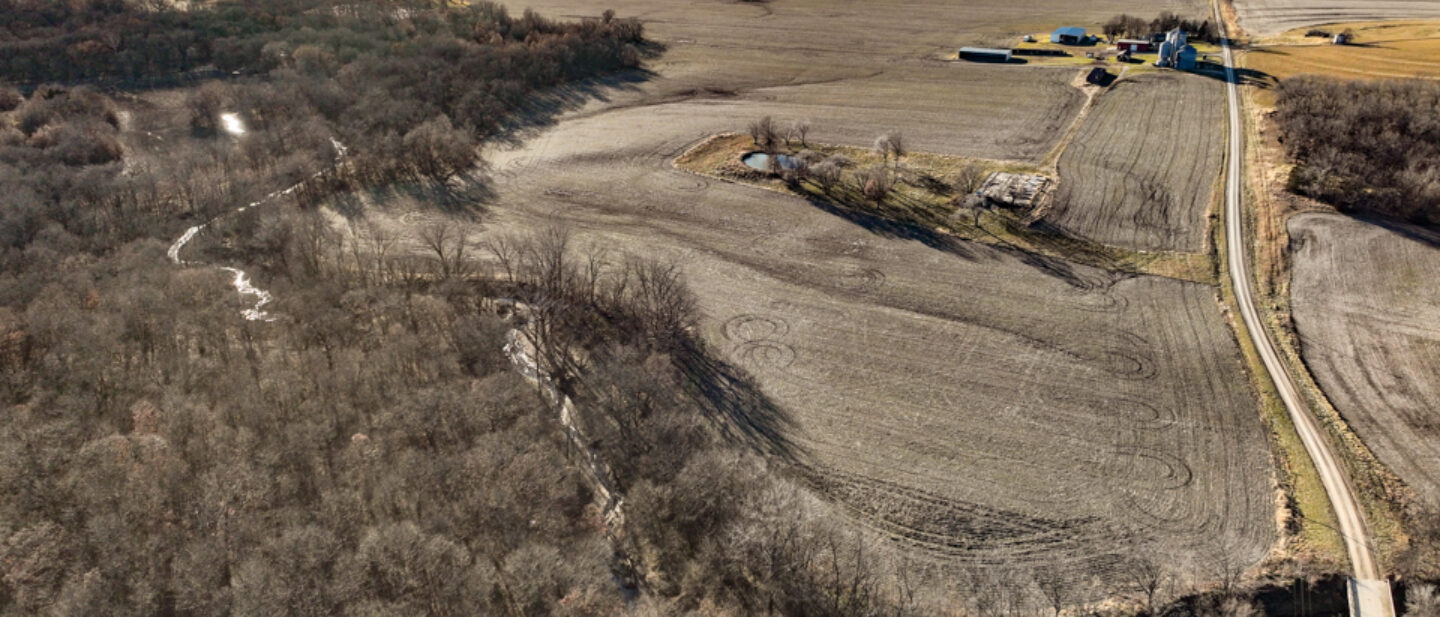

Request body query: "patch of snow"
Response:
[220, 112, 246, 136]
[167, 225, 205, 264]
[165, 138, 348, 321]
[220, 267, 276, 322]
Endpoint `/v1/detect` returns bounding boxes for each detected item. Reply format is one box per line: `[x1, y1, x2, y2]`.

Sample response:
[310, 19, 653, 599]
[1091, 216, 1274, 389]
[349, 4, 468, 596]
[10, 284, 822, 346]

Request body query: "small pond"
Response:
[742, 152, 800, 171]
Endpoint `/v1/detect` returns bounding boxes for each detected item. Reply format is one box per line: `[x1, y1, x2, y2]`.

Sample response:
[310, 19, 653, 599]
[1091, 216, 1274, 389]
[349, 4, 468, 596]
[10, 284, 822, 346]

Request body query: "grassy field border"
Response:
[1232, 43, 1412, 570]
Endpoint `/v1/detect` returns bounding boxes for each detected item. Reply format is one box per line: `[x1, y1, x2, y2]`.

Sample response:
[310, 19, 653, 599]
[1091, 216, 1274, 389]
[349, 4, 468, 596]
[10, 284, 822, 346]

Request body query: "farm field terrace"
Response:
[453, 0, 1279, 579]
[676, 132, 1216, 283]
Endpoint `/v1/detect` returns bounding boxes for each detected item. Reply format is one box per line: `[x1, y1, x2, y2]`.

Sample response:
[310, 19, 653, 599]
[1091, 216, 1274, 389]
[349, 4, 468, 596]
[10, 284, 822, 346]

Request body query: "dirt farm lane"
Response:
[1215, 1, 1393, 614]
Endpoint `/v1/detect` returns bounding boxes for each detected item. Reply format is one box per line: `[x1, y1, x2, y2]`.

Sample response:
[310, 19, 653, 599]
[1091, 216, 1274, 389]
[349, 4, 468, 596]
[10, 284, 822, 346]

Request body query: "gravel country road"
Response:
[1216, 3, 1393, 615]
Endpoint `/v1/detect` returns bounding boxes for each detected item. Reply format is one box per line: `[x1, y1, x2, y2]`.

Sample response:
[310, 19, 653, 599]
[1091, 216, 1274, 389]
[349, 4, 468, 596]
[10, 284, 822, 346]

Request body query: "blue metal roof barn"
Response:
[1051, 27, 1087, 44]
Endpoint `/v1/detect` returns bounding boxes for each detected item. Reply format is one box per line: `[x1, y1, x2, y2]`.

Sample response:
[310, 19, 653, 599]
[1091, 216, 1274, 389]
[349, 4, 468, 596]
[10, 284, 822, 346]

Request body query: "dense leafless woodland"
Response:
[2, 1, 1439, 616]
[1275, 77, 1440, 226]
[0, 2, 954, 615]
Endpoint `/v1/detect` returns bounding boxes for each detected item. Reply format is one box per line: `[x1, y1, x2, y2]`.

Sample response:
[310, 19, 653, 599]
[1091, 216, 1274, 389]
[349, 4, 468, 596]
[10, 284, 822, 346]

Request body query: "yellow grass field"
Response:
[1244, 20, 1440, 81]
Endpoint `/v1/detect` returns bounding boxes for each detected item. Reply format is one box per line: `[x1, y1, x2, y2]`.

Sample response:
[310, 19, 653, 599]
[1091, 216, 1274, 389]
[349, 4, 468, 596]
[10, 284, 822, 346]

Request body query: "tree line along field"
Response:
[1046, 73, 1226, 253]
[1287, 214, 1440, 506]
[1232, 0, 1440, 36]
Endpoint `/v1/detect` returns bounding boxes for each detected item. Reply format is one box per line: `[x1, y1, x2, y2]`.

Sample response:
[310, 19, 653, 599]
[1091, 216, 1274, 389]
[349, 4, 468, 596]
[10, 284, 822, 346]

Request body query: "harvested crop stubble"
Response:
[1289, 213, 1440, 501]
[470, 98, 1274, 578]
[451, 0, 1273, 581]
[1048, 73, 1225, 253]
[1234, 0, 1440, 36]
[521, 0, 1213, 161]
[1243, 22, 1440, 104]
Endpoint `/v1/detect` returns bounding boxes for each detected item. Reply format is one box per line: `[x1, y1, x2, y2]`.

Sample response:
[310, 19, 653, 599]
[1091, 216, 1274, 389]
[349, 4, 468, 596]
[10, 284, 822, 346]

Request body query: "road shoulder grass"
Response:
[1234, 50, 1411, 570]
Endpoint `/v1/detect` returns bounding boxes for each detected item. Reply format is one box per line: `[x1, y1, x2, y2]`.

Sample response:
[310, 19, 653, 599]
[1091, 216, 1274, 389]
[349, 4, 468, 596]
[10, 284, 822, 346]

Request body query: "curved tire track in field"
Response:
[802, 465, 1109, 563]
[1047, 73, 1225, 253]
[466, 2, 1273, 578]
[837, 267, 886, 294]
[723, 314, 797, 371]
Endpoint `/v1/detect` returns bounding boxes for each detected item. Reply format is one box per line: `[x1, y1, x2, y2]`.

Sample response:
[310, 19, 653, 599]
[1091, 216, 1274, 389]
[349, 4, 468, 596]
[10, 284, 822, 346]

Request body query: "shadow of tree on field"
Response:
[325, 169, 498, 221]
[1189, 60, 1276, 87]
[794, 179, 1132, 289]
[797, 184, 982, 263]
[1356, 213, 1440, 250]
[496, 66, 661, 146]
[672, 339, 806, 465]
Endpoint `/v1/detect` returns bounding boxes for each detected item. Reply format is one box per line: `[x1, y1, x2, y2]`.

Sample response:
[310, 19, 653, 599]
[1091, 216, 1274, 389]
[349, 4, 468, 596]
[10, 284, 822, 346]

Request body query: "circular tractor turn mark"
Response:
[838, 267, 887, 294]
[722, 314, 795, 371]
[656, 170, 710, 193]
[733, 340, 797, 370]
[1061, 287, 1130, 314]
[723, 314, 790, 342]
[1098, 330, 1159, 380]
[1105, 446, 1194, 491]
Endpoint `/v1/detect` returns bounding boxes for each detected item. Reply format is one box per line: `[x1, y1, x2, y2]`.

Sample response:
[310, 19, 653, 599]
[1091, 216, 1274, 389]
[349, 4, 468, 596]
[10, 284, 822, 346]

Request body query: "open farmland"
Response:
[221, 0, 1282, 588]
[1289, 213, 1440, 502]
[524, 0, 1220, 161]
[464, 97, 1275, 575]
[1234, 0, 1440, 36]
[1047, 73, 1225, 253]
[0, 0, 1301, 612]
[1244, 21, 1440, 80]
[386, 0, 1282, 578]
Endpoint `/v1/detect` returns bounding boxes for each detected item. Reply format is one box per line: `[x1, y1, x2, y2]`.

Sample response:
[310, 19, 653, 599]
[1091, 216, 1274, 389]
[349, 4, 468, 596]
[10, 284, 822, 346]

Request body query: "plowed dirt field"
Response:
[411, 0, 1276, 578]
[1048, 73, 1225, 253]
[1235, 0, 1440, 36]
[1289, 213, 1440, 503]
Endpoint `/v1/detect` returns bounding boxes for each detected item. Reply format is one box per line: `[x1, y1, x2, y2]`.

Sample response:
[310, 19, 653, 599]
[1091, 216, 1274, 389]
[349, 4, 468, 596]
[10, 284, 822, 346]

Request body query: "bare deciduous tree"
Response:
[1203, 534, 1250, 598]
[1120, 548, 1176, 616]
[484, 233, 521, 283]
[790, 119, 811, 147]
[812, 161, 842, 194]
[1410, 584, 1440, 617]
[953, 163, 988, 195]
[859, 165, 894, 202]
[404, 116, 477, 185]
[875, 132, 905, 171]
[748, 116, 778, 151]
[419, 222, 471, 280]
[1033, 566, 1072, 617]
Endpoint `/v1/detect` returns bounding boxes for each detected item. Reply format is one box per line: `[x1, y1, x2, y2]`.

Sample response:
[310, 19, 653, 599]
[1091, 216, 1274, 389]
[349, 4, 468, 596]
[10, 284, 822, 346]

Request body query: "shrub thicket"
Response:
[1275, 77, 1440, 226]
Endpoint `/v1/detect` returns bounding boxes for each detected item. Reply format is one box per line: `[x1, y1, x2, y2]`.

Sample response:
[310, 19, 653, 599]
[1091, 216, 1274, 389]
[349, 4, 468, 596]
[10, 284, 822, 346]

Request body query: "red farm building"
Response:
[1116, 39, 1155, 52]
